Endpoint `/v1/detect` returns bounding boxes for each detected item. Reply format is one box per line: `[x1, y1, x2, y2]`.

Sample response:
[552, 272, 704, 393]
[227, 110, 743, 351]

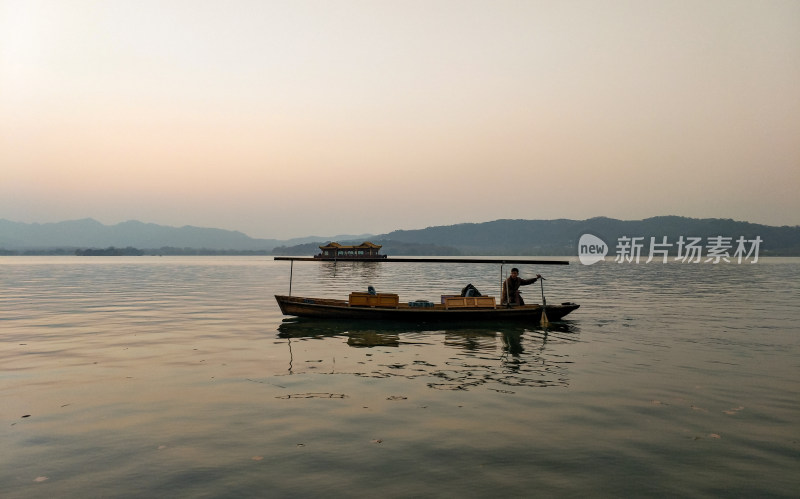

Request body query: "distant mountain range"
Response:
[1, 216, 799, 256]
[268, 216, 800, 256]
[373, 217, 800, 256]
[0, 218, 368, 254]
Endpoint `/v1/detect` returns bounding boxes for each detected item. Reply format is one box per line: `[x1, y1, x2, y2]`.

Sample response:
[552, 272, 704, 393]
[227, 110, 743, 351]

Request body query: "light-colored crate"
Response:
[443, 296, 496, 309]
[348, 292, 400, 308]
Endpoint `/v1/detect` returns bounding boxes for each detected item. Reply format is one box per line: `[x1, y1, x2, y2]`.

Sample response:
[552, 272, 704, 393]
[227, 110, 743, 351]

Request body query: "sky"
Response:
[1, 0, 798, 239]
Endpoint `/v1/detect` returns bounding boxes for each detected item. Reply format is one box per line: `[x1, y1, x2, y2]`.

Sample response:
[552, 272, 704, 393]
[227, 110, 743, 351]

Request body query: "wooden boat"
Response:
[275, 294, 579, 322]
[274, 257, 580, 323]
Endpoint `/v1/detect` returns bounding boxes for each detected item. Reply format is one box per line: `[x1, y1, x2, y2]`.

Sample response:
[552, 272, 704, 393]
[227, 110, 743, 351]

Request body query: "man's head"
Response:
[511, 268, 519, 276]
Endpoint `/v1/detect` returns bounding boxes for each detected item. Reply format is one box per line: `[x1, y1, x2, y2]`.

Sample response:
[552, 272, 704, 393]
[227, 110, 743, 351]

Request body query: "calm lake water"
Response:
[1, 256, 798, 498]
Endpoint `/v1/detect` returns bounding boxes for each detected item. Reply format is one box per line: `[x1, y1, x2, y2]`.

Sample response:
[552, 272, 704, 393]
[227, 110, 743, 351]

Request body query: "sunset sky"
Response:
[2, 0, 798, 239]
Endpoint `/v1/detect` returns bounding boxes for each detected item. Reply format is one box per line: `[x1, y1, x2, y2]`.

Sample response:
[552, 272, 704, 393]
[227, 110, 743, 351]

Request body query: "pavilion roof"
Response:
[319, 241, 382, 250]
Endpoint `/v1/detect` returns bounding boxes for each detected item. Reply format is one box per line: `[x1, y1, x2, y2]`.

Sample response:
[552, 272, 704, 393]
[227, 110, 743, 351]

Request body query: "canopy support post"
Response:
[289, 259, 294, 296]
[500, 263, 504, 303]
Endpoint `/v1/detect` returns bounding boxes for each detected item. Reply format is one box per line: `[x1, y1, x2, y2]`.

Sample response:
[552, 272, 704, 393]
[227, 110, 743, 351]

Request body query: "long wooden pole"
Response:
[274, 256, 569, 265]
[500, 264, 504, 305]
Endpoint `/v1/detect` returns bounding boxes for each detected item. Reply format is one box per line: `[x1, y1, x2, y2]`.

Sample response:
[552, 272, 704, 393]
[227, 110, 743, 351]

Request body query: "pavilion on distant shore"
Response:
[315, 242, 386, 259]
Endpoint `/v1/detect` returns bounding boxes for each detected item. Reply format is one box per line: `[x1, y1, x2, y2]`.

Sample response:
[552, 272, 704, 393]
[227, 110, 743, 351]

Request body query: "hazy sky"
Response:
[2, 0, 798, 239]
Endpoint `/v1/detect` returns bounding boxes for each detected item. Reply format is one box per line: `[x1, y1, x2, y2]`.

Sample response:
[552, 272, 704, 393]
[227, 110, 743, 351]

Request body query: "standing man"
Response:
[502, 268, 542, 306]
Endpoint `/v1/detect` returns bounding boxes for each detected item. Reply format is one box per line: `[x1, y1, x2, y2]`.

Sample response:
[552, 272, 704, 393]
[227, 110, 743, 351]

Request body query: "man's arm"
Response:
[520, 274, 543, 286]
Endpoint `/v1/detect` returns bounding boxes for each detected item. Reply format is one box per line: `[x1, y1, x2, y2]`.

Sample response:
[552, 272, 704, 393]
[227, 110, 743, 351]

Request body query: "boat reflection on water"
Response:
[344, 330, 399, 347]
[277, 317, 578, 339]
[276, 318, 580, 389]
[277, 319, 402, 346]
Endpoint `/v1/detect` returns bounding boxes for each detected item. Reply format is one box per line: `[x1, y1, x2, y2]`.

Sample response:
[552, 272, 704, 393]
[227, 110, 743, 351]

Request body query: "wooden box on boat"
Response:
[443, 296, 497, 309]
[348, 292, 400, 308]
[440, 294, 459, 304]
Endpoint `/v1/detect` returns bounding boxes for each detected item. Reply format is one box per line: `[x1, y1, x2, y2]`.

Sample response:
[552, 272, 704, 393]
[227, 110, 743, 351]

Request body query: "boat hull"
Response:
[275, 295, 579, 322]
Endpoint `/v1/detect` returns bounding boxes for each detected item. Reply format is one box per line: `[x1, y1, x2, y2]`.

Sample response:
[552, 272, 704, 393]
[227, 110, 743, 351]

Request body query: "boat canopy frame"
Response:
[274, 256, 570, 298]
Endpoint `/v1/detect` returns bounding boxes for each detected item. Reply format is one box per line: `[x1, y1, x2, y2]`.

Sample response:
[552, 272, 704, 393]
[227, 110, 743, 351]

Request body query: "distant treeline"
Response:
[0, 248, 77, 256]
[0, 246, 274, 256]
[75, 246, 144, 256]
[149, 247, 273, 255]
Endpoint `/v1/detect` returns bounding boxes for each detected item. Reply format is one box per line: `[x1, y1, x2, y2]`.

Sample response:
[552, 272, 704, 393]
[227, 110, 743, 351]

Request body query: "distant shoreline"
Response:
[3, 216, 800, 256]
[0, 247, 275, 257]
